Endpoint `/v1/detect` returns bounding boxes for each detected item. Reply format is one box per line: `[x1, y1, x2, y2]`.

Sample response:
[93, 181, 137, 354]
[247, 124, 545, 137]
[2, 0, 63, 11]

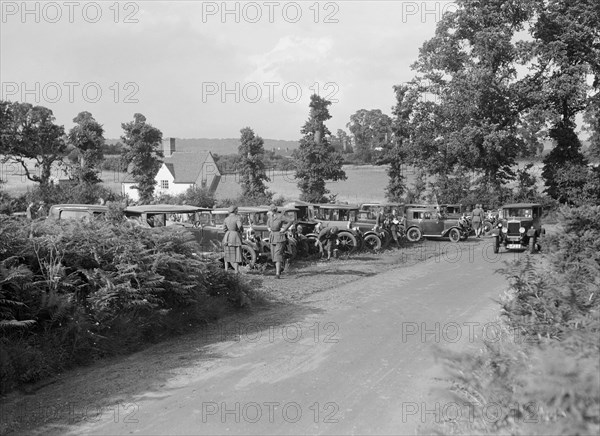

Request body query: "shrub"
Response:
[435, 206, 600, 435]
[0, 218, 255, 393]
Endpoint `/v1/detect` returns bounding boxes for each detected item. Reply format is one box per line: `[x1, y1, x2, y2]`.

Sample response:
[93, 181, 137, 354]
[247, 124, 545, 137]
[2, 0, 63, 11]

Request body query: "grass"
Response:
[2, 158, 547, 206]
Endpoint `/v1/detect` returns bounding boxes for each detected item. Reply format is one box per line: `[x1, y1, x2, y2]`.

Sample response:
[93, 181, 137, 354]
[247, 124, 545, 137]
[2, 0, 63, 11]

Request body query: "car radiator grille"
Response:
[507, 222, 521, 234]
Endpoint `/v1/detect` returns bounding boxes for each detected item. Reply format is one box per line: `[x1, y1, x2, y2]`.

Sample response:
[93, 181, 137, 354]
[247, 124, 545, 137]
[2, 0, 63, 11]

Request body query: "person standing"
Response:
[267, 204, 294, 278]
[471, 203, 484, 238]
[222, 205, 244, 273]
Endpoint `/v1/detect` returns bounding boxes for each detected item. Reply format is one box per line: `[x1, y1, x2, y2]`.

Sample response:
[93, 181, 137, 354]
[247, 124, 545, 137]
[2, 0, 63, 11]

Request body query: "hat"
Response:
[269, 204, 278, 212]
[330, 226, 339, 234]
[227, 205, 237, 213]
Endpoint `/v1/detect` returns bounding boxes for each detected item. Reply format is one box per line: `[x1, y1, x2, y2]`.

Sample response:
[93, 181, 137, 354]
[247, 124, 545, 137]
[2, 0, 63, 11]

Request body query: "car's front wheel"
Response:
[241, 245, 257, 267]
[406, 227, 422, 242]
[493, 236, 500, 254]
[337, 231, 358, 253]
[482, 221, 493, 236]
[363, 233, 382, 251]
[448, 228, 461, 243]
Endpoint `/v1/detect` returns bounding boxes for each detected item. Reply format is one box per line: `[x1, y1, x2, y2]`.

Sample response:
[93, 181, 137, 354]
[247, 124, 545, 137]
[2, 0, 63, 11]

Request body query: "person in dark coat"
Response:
[317, 226, 339, 260]
[471, 203, 484, 238]
[267, 204, 294, 278]
[222, 205, 243, 272]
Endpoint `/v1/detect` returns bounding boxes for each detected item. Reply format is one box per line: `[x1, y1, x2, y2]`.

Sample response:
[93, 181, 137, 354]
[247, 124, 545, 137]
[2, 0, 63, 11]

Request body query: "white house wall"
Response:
[196, 153, 221, 192]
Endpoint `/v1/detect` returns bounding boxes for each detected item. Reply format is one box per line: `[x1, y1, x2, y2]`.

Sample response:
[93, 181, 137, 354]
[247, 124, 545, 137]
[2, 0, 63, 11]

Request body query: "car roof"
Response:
[360, 203, 404, 208]
[50, 204, 109, 211]
[404, 203, 432, 208]
[317, 204, 359, 210]
[501, 203, 542, 208]
[284, 200, 312, 207]
[238, 206, 270, 213]
[406, 207, 437, 212]
[125, 204, 209, 213]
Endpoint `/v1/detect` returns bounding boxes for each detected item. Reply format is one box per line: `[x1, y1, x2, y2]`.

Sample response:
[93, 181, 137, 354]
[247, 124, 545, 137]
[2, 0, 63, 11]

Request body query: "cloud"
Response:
[245, 35, 334, 83]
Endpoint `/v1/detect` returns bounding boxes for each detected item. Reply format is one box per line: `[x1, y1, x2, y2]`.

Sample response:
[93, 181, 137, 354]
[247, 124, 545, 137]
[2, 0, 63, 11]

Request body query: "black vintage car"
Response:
[491, 203, 544, 253]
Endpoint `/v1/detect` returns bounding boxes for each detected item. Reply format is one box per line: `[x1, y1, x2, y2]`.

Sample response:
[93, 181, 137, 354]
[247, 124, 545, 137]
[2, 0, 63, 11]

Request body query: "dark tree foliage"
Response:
[0, 101, 67, 190]
[542, 122, 588, 202]
[531, 0, 600, 200]
[381, 85, 418, 201]
[237, 127, 271, 201]
[346, 109, 393, 163]
[293, 95, 346, 203]
[67, 111, 105, 185]
[121, 113, 163, 204]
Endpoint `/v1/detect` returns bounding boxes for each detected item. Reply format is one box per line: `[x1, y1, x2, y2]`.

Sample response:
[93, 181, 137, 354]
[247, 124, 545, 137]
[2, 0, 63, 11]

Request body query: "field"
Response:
[216, 165, 398, 203]
[1, 159, 545, 205]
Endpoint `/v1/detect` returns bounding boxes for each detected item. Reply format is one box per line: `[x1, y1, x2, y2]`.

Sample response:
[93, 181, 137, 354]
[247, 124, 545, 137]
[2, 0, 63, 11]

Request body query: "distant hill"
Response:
[106, 138, 298, 156]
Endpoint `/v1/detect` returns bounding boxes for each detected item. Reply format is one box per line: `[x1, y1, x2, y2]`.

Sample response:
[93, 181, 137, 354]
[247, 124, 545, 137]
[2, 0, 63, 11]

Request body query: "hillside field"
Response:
[1, 160, 546, 206]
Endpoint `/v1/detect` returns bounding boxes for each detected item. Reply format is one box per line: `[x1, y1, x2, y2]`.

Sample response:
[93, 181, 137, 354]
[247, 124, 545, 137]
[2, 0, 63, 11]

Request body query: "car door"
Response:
[420, 211, 444, 235]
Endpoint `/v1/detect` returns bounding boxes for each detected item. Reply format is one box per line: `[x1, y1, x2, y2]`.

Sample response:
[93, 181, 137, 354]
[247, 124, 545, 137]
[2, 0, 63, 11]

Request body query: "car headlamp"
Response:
[498, 223, 502, 228]
[502, 227, 508, 233]
[519, 227, 525, 233]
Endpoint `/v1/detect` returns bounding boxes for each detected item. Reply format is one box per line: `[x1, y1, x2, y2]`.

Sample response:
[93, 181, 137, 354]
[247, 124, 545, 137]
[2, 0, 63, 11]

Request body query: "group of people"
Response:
[221, 204, 341, 278]
[222, 204, 294, 278]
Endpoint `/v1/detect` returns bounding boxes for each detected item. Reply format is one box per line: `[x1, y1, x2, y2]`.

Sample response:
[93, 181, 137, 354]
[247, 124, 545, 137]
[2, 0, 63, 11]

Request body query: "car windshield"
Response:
[165, 212, 197, 225]
[212, 213, 227, 225]
[59, 210, 90, 220]
[240, 212, 268, 226]
[503, 208, 532, 218]
[315, 208, 357, 221]
[282, 210, 297, 221]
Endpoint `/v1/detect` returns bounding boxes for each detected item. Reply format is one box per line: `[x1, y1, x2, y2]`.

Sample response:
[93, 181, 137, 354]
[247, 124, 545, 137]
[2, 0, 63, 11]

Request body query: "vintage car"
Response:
[311, 204, 366, 253]
[404, 206, 470, 242]
[47, 204, 109, 221]
[357, 203, 405, 249]
[481, 209, 501, 236]
[195, 207, 266, 266]
[124, 204, 206, 229]
[284, 201, 320, 235]
[439, 204, 464, 219]
[491, 203, 544, 253]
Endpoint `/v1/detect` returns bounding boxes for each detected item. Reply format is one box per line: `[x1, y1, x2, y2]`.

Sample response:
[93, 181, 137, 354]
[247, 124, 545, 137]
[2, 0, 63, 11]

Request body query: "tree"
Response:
[67, 111, 105, 185]
[381, 85, 422, 202]
[237, 127, 271, 201]
[530, 0, 599, 200]
[542, 123, 588, 202]
[330, 129, 351, 153]
[121, 113, 163, 204]
[346, 109, 393, 163]
[0, 102, 67, 191]
[513, 163, 540, 202]
[407, 0, 536, 197]
[293, 95, 346, 203]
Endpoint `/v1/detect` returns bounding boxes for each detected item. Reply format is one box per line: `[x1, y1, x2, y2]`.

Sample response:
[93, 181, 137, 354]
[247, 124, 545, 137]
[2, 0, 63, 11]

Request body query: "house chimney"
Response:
[163, 138, 176, 157]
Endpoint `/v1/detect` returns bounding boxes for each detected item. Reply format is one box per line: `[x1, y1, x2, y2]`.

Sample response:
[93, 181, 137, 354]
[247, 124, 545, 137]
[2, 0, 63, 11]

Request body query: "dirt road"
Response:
[3, 238, 517, 435]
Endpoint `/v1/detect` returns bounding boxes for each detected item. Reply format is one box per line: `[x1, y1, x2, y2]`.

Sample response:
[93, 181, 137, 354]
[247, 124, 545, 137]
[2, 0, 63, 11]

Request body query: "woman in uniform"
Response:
[222, 205, 243, 273]
[267, 204, 294, 278]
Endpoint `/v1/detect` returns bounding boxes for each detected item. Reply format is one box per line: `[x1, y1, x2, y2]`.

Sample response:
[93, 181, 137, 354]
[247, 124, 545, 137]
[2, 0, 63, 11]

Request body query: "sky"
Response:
[1, 0, 456, 141]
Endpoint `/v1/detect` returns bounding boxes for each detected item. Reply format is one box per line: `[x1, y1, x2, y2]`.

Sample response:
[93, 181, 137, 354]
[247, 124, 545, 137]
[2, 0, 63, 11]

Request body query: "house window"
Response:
[160, 180, 169, 189]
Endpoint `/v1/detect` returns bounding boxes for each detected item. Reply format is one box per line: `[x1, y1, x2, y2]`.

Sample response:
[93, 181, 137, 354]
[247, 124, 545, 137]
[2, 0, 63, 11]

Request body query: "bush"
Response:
[435, 206, 600, 435]
[153, 185, 216, 208]
[0, 217, 255, 393]
[100, 155, 126, 172]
